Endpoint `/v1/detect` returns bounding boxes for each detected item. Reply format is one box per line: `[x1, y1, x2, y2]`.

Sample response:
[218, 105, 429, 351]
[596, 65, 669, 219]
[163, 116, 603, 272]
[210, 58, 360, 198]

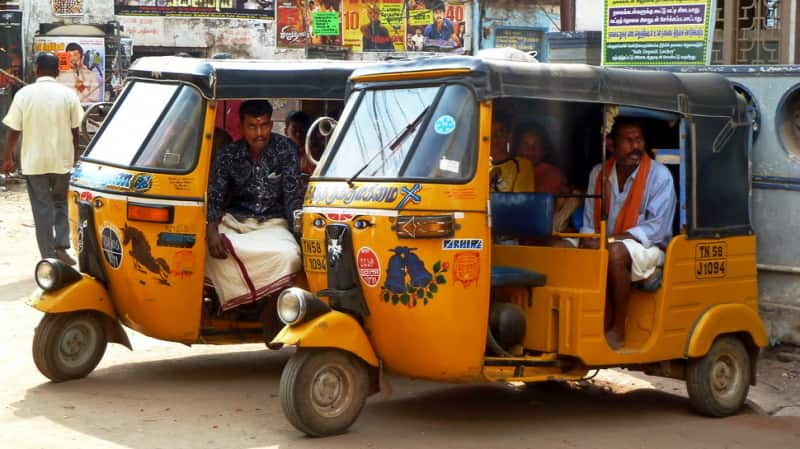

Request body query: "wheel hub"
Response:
[58, 323, 95, 367]
[710, 354, 739, 398]
[311, 364, 352, 418]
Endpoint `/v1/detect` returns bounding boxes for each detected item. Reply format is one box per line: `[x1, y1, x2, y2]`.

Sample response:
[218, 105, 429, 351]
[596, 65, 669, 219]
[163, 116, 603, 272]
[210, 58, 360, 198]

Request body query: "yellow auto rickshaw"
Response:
[270, 54, 767, 436]
[28, 56, 363, 382]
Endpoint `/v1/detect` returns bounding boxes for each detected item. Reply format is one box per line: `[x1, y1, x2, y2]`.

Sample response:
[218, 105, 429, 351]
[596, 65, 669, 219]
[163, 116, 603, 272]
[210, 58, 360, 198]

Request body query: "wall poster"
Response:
[114, 0, 275, 20]
[33, 36, 105, 103]
[342, 0, 405, 52]
[309, 0, 342, 46]
[602, 0, 717, 65]
[405, 0, 466, 53]
[277, 0, 309, 48]
[0, 10, 22, 90]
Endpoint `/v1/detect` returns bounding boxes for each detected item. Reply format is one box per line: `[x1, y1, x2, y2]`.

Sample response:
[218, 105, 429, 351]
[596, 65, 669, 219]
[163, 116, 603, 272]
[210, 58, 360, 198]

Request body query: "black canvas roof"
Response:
[128, 56, 365, 100]
[350, 55, 744, 118]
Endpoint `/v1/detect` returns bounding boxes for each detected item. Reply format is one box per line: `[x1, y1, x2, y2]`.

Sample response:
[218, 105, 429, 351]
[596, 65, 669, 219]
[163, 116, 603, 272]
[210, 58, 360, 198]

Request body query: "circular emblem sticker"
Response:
[434, 115, 456, 135]
[101, 227, 123, 269]
[356, 247, 381, 287]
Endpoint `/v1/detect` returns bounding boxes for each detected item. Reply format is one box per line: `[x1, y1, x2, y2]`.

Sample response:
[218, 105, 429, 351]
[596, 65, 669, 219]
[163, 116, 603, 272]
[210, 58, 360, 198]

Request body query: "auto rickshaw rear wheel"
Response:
[32, 311, 108, 382]
[280, 348, 369, 437]
[686, 336, 751, 417]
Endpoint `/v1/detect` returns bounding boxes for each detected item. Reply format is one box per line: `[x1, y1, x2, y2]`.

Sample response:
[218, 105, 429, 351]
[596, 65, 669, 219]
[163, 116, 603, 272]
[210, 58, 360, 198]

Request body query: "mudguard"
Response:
[271, 310, 379, 367]
[27, 275, 131, 350]
[685, 303, 768, 357]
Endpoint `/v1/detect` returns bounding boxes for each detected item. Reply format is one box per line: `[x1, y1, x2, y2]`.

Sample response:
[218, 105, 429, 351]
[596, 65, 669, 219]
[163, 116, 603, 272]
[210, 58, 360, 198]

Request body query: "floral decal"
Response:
[381, 246, 448, 307]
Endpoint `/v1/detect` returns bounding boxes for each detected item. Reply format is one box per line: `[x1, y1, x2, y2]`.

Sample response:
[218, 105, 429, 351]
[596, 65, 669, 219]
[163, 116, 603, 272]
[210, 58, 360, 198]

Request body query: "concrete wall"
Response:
[478, 0, 560, 51]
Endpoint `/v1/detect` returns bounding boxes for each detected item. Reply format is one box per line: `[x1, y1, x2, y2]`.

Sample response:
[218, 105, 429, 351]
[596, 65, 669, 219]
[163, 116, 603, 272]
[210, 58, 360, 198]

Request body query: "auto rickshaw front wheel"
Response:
[32, 312, 108, 382]
[686, 336, 752, 417]
[280, 348, 369, 437]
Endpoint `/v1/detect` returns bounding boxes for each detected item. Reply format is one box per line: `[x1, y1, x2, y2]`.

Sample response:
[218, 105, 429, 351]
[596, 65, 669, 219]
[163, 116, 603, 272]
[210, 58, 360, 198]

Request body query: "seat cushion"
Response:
[491, 266, 547, 288]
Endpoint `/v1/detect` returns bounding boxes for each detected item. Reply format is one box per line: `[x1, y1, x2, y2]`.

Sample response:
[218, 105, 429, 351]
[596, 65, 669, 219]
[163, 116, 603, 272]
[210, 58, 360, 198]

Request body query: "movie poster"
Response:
[33, 36, 105, 104]
[277, 0, 309, 48]
[0, 10, 22, 89]
[405, 0, 466, 53]
[309, 0, 342, 46]
[342, 0, 405, 52]
[115, 0, 275, 20]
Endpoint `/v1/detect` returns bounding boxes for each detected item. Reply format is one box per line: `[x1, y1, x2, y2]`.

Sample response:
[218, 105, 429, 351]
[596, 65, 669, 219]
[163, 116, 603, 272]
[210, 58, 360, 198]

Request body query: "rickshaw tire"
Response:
[32, 311, 108, 383]
[280, 348, 369, 437]
[685, 335, 751, 417]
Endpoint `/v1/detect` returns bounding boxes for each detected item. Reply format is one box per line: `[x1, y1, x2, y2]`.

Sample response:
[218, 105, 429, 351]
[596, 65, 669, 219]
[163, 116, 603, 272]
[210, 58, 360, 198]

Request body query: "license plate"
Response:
[302, 238, 327, 272]
[695, 242, 727, 279]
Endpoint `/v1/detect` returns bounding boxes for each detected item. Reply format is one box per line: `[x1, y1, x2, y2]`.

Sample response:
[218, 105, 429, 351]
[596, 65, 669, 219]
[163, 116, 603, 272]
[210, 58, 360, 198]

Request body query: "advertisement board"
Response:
[33, 36, 105, 103]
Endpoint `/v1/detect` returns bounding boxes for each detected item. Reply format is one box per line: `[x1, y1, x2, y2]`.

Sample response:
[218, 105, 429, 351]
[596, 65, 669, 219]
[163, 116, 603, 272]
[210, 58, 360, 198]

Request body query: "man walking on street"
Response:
[1, 52, 84, 265]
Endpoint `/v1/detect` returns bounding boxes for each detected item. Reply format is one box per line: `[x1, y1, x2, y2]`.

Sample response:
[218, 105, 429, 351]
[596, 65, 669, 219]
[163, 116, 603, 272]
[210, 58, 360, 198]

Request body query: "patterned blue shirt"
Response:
[580, 159, 677, 249]
[207, 134, 304, 224]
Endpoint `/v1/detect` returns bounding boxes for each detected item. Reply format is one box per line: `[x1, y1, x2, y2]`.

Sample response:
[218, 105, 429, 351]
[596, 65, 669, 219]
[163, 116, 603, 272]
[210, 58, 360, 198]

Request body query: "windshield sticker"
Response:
[381, 246, 448, 308]
[72, 165, 152, 192]
[357, 247, 381, 288]
[101, 226, 123, 269]
[439, 158, 460, 173]
[443, 239, 483, 250]
[434, 115, 456, 135]
[306, 184, 399, 206]
[396, 183, 422, 209]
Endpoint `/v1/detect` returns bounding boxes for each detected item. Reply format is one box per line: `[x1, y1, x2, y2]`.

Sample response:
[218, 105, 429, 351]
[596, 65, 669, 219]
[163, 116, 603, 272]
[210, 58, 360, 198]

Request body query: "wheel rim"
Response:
[709, 352, 744, 406]
[310, 362, 354, 419]
[57, 320, 99, 370]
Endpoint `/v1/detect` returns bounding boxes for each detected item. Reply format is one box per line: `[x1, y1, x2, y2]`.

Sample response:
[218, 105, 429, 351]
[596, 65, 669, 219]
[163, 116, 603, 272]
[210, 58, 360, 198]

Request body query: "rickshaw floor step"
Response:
[484, 357, 559, 367]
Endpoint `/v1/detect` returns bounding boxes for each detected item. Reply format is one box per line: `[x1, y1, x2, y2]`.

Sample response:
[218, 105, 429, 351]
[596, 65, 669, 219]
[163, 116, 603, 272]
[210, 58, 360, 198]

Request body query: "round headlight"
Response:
[35, 260, 58, 291]
[277, 288, 307, 325]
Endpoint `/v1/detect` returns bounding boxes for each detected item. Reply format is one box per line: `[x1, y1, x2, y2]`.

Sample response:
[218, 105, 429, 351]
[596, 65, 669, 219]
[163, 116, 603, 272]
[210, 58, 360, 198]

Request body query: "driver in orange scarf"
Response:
[579, 118, 677, 349]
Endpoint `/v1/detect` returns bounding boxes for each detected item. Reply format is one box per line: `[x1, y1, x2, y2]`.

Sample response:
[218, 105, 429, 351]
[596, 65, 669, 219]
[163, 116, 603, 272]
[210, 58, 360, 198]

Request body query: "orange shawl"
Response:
[594, 155, 652, 234]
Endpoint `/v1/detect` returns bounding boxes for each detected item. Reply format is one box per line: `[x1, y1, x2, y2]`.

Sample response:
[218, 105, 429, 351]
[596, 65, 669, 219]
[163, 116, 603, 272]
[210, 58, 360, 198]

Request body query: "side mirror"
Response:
[304, 116, 337, 167]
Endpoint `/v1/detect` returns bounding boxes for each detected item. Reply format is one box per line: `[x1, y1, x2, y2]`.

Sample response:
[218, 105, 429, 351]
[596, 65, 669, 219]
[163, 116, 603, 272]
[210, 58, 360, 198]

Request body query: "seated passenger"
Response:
[206, 100, 304, 311]
[513, 122, 568, 196]
[284, 110, 313, 174]
[579, 118, 676, 349]
[490, 112, 534, 192]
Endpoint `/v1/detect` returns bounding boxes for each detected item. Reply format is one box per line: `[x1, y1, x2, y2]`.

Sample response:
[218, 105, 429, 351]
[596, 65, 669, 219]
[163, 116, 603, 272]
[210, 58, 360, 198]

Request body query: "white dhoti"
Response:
[620, 239, 665, 282]
[206, 214, 301, 311]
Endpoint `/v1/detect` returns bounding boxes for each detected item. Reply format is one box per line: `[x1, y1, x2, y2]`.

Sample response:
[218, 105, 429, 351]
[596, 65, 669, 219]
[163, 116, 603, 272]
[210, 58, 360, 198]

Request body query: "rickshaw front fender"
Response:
[685, 303, 768, 358]
[27, 276, 132, 350]
[271, 311, 379, 367]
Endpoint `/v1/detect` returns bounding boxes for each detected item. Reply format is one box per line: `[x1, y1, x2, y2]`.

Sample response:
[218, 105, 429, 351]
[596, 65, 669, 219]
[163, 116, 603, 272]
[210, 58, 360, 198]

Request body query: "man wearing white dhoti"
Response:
[206, 100, 304, 310]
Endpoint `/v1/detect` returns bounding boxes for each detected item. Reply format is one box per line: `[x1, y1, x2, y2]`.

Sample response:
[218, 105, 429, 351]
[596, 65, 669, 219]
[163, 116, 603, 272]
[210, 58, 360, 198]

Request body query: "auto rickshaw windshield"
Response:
[84, 81, 205, 172]
[321, 83, 478, 181]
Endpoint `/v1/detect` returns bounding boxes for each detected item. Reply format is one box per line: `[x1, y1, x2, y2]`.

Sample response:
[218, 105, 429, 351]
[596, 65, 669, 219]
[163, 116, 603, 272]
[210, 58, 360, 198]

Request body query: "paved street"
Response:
[1, 182, 799, 449]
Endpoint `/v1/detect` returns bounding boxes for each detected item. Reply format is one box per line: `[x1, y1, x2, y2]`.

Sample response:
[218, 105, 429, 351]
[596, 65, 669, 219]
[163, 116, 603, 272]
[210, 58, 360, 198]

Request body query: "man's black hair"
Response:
[35, 52, 60, 76]
[430, 0, 446, 12]
[65, 42, 84, 55]
[610, 116, 644, 139]
[493, 110, 513, 132]
[239, 99, 273, 121]
[286, 110, 310, 126]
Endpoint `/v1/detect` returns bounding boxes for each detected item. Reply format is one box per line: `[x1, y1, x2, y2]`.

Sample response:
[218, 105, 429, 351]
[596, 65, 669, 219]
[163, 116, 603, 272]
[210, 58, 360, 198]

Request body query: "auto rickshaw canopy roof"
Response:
[349, 55, 748, 120]
[349, 55, 753, 238]
[128, 56, 365, 100]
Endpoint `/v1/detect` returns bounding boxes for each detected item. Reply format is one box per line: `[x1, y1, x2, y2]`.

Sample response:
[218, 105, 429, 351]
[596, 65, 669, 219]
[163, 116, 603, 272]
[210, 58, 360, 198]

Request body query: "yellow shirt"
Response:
[490, 157, 535, 192]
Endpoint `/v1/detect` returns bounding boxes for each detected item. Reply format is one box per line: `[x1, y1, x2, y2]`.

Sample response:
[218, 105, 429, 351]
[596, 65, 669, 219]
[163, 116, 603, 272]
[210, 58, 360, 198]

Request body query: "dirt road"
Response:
[1, 182, 799, 449]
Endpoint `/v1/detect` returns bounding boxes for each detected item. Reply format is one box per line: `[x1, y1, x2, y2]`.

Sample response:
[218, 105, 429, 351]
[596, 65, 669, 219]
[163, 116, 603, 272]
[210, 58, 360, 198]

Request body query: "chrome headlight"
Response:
[34, 258, 82, 292]
[277, 287, 308, 325]
[35, 260, 58, 290]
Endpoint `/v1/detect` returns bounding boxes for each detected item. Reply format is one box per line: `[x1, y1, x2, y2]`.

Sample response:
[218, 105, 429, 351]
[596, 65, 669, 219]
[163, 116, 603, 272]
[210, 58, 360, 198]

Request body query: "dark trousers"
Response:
[25, 173, 70, 259]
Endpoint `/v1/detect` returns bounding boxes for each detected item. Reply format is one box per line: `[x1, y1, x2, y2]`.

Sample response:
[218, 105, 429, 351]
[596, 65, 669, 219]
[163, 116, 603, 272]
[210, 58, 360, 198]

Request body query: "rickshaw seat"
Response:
[490, 192, 554, 238]
[491, 266, 547, 306]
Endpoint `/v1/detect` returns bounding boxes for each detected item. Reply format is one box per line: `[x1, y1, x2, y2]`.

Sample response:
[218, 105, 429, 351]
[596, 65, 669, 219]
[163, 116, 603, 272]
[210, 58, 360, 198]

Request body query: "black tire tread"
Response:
[686, 336, 751, 417]
[32, 312, 107, 383]
[279, 349, 369, 437]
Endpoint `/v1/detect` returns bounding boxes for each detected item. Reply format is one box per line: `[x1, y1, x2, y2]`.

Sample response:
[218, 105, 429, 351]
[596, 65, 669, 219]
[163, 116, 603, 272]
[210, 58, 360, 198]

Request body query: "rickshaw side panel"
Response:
[685, 305, 768, 358]
[69, 101, 216, 343]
